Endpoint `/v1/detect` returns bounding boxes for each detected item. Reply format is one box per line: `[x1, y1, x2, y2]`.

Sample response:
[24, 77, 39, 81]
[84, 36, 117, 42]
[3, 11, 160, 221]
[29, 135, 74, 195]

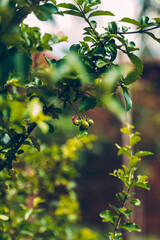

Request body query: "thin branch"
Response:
[118, 26, 160, 35]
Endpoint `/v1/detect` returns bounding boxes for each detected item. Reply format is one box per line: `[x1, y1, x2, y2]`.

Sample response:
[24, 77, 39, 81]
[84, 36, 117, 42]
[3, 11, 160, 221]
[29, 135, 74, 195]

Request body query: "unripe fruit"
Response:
[73, 119, 80, 126]
[81, 120, 89, 128]
[87, 118, 94, 126]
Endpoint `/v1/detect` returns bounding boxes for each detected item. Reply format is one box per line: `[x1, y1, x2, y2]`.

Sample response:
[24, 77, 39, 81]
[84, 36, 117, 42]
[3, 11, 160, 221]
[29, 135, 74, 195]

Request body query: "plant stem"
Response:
[118, 26, 160, 35]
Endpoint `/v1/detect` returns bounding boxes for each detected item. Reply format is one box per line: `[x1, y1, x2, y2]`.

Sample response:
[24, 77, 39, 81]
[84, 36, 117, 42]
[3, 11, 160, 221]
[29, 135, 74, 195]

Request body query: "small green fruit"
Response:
[73, 119, 80, 126]
[87, 118, 94, 126]
[81, 120, 89, 128]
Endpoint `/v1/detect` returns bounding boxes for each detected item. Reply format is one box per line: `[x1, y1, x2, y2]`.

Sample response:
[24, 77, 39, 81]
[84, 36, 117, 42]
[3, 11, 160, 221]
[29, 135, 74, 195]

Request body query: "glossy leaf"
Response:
[57, 3, 79, 11]
[124, 70, 141, 85]
[62, 10, 82, 17]
[135, 151, 153, 157]
[99, 210, 115, 224]
[144, 32, 160, 43]
[122, 86, 132, 111]
[128, 53, 143, 75]
[77, 127, 88, 139]
[129, 198, 141, 207]
[120, 222, 141, 232]
[120, 17, 141, 27]
[130, 135, 141, 146]
[96, 59, 107, 68]
[89, 10, 114, 18]
[78, 96, 96, 112]
[34, 3, 58, 21]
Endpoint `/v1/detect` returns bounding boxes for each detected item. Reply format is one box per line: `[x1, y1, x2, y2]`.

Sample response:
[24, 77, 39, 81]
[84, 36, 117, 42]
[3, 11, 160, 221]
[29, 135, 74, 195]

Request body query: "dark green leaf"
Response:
[89, 10, 114, 18]
[108, 21, 118, 34]
[120, 17, 141, 27]
[120, 222, 141, 232]
[90, 20, 97, 29]
[128, 53, 143, 75]
[34, 3, 58, 21]
[132, 182, 150, 190]
[83, 36, 95, 43]
[122, 86, 132, 111]
[62, 10, 82, 17]
[144, 32, 160, 43]
[124, 70, 141, 85]
[48, 123, 55, 133]
[77, 127, 88, 139]
[29, 136, 40, 152]
[17, 149, 24, 155]
[99, 210, 115, 224]
[78, 96, 96, 112]
[57, 3, 79, 11]
[129, 198, 141, 207]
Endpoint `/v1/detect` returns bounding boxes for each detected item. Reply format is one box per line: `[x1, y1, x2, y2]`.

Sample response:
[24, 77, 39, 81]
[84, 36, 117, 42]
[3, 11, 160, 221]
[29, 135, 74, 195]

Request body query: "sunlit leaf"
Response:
[120, 222, 141, 232]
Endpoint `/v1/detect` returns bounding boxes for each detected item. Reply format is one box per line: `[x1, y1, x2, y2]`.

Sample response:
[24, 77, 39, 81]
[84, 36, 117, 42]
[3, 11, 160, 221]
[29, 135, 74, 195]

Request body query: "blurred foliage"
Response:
[0, 0, 159, 239]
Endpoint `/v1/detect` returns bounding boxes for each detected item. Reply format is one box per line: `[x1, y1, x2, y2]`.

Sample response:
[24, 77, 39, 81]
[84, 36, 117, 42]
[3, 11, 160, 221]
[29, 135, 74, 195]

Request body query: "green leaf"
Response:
[132, 182, 150, 190]
[99, 210, 115, 224]
[120, 222, 141, 232]
[153, 17, 160, 24]
[129, 198, 141, 207]
[135, 151, 153, 157]
[83, 36, 95, 43]
[48, 123, 55, 133]
[96, 59, 107, 68]
[77, 127, 88, 139]
[130, 135, 141, 146]
[129, 156, 140, 168]
[108, 21, 118, 34]
[0, 215, 9, 221]
[89, 10, 114, 18]
[29, 136, 40, 152]
[123, 208, 132, 219]
[144, 32, 160, 43]
[128, 53, 143, 75]
[62, 10, 82, 17]
[34, 3, 58, 21]
[78, 96, 96, 112]
[121, 86, 132, 111]
[90, 20, 97, 29]
[57, 3, 79, 11]
[120, 17, 141, 27]
[124, 70, 141, 85]
[118, 147, 131, 157]
[17, 149, 24, 155]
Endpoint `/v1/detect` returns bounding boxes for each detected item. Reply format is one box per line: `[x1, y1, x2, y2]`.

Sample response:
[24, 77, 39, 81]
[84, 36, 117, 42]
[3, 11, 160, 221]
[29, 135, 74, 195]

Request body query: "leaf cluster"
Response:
[100, 123, 153, 239]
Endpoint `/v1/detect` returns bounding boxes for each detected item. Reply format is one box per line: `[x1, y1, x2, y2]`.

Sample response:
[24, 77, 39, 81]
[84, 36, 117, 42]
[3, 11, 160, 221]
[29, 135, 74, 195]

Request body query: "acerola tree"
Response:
[0, 0, 159, 239]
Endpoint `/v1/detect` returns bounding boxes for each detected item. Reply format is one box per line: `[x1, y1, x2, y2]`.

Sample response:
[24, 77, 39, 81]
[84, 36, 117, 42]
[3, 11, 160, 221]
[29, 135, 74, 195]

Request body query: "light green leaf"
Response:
[89, 10, 114, 18]
[99, 210, 115, 224]
[129, 198, 141, 207]
[96, 59, 107, 68]
[78, 96, 96, 112]
[0, 215, 9, 221]
[130, 135, 141, 146]
[128, 53, 143, 75]
[153, 17, 160, 24]
[135, 151, 153, 157]
[118, 147, 131, 157]
[124, 70, 141, 85]
[120, 17, 141, 27]
[129, 156, 140, 168]
[120, 222, 141, 232]
[123, 208, 132, 219]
